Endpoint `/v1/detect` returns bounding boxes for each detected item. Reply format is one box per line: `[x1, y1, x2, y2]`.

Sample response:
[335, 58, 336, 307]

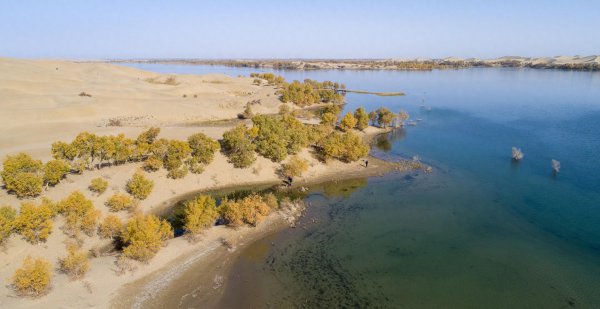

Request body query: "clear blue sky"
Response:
[1, 0, 598, 59]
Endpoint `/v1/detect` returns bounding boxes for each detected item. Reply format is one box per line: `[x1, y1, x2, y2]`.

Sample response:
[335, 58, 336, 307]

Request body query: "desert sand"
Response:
[0, 58, 412, 308]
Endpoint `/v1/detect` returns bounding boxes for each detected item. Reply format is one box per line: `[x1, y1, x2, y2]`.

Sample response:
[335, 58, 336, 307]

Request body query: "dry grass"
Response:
[144, 76, 179, 85]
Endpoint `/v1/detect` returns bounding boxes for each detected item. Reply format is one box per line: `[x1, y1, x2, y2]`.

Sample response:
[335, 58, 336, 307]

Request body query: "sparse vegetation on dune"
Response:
[11, 256, 52, 297]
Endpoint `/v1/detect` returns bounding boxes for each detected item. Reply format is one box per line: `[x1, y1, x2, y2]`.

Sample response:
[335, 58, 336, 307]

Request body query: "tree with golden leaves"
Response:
[354, 107, 370, 130]
[0, 205, 17, 244]
[339, 112, 358, 132]
[12, 256, 52, 297]
[121, 214, 173, 262]
[98, 214, 123, 239]
[281, 156, 309, 177]
[126, 172, 154, 200]
[15, 201, 54, 244]
[1, 153, 43, 198]
[183, 195, 218, 237]
[59, 243, 90, 280]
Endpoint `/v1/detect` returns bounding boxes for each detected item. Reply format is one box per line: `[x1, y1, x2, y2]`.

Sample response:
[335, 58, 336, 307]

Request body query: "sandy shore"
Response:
[0, 58, 424, 308]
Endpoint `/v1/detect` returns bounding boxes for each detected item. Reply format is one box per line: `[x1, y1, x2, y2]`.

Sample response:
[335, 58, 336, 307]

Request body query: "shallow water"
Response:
[123, 63, 600, 308]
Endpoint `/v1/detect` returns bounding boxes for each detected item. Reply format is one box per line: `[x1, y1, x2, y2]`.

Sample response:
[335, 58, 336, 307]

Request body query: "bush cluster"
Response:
[98, 214, 123, 239]
[219, 194, 271, 227]
[106, 193, 137, 212]
[126, 172, 154, 200]
[279, 79, 344, 107]
[58, 191, 100, 236]
[11, 256, 52, 297]
[58, 244, 90, 280]
[14, 200, 54, 244]
[89, 177, 108, 194]
[321, 131, 369, 162]
[0, 205, 17, 244]
[1, 153, 44, 198]
[121, 214, 173, 262]
[183, 195, 219, 237]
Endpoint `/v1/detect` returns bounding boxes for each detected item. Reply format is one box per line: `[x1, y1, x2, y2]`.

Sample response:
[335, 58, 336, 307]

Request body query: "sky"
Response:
[1, 0, 599, 59]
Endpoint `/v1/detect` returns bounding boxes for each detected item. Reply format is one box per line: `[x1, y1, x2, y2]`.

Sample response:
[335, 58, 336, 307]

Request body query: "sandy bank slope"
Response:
[0, 57, 281, 159]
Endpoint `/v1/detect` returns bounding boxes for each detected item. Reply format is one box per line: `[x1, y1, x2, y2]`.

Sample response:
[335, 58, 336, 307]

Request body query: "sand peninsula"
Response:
[0, 58, 427, 308]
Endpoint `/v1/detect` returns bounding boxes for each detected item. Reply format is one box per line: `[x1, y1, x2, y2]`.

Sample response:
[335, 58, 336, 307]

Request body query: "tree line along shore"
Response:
[0, 72, 425, 300]
[108, 56, 600, 71]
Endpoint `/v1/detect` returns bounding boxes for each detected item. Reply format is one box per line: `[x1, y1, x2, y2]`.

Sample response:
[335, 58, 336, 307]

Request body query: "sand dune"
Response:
[0, 57, 282, 160]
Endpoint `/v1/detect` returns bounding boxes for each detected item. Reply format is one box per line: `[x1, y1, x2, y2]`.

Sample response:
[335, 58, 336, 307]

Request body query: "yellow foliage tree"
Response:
[89, 177, 108, 194]
[219, 194, 270, 228]
[339, 112, 358, 132]
[105, 193, 137, 212]
[59, 244, 90, 280]
[183, 195, 218, 237]
[11, 256, 52, 297]
[15, 201, 54, 244]
[1, 153, 43, 198]
[121, 214, 173, 262]
[126, 172, 154, 200]
[281, 156, 309, 177]
[354, 107, 369, 130]
[43, 159, 71, 186]
[98, 214, 123, 239]
[0, 205, 17, 244]
[321, 132, 369, 162]
[58, 191, 99, 236]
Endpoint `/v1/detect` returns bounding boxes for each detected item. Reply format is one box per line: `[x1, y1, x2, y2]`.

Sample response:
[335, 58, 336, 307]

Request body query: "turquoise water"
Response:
[125, 64, 600, 308]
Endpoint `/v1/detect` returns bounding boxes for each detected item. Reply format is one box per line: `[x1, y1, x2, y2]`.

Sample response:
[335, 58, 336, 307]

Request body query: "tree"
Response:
[321, 132, 369, 162]
[98, 214, 123, 239]
[43, 159, 71, 187]
[368, 111, 377, 126]
[89, 177, 108, 194]
[126, 172, 154, 200]
[376, 108, 394, 128]
[51, 141, 77, 161]
[339, 112, 358, 132]
[354, 107, 369, 130]
[106, 193, 137, 212]
[58, 191, 99, 236]
[281, 156, 309, 177]
[15, 201, 54, 244]
[164, 140, 192, 179]
[398, 110, 410, 126]
[58, 244, 90, 280]
[11, 256, 52, 297]
[187, 133, 220, 164]
[1, 153, 43, 198]
[252, 115, 288, 162]
[219, 194, 270, 228]
[222, 125, 257, 168]
[0, 206, 16, 244]
[121, 214, 173, 262]
[143, 156, 163, 172]
[136, 127, 161, 145]
[320, 112, 337, 127]
[183, 195, 218, 237]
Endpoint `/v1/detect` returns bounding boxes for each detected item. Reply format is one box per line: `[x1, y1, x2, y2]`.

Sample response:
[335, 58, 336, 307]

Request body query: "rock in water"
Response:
[552, 159, 561, 173]
[512, 147, 524, 161]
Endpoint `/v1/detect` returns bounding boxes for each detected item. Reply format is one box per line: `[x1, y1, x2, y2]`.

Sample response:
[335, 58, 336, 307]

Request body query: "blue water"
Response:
[124, 63, 600, 308]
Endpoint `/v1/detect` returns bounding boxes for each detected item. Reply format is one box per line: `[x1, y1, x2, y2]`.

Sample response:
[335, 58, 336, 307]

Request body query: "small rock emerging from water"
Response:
[552, 159, 561, 173]
[512, 147, 524, 161]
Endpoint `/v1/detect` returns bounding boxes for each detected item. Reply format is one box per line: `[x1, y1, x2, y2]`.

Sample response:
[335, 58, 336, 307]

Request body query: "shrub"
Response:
[238, 105, 254, 119]
[89, 177, 108, 194]
[0, 206, 17, 244]
[282, 156, 309, 177]
[263, 193, 279, 209]
[321, 132, 369, 162]
[11, 256, 52, 297]
[1, 153, 44, 198]
[143, 156, 163, 172]
[185, 157, 205, 174]
[121, 214, 173, 262]
[136, 127, 161, 145]
[183, 195, 218, 237]
[126, 172, 154, 200]
[219, 194, 270, 227]
[98, 214, 123, 239]
[43, 159, 71, 186]
[15, 201, 54, 244]
[167, 166, 188, 179]
[187, 133, 220, 164]
[58, 191, 99, 236]
[354, 107, 369, 130]
[222, 125, 256, 168]
[59, 244, 90, 280]
[339, 112, 357, 132]
[278, 104, 291, 115]
[106, 193, 136, 212]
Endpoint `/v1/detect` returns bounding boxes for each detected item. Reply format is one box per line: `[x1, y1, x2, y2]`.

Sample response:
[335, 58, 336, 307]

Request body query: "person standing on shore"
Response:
[365, 159, 369, 167]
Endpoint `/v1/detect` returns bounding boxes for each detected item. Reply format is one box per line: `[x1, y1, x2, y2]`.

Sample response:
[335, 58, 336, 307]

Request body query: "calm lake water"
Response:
[125, 63, 600, 308]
